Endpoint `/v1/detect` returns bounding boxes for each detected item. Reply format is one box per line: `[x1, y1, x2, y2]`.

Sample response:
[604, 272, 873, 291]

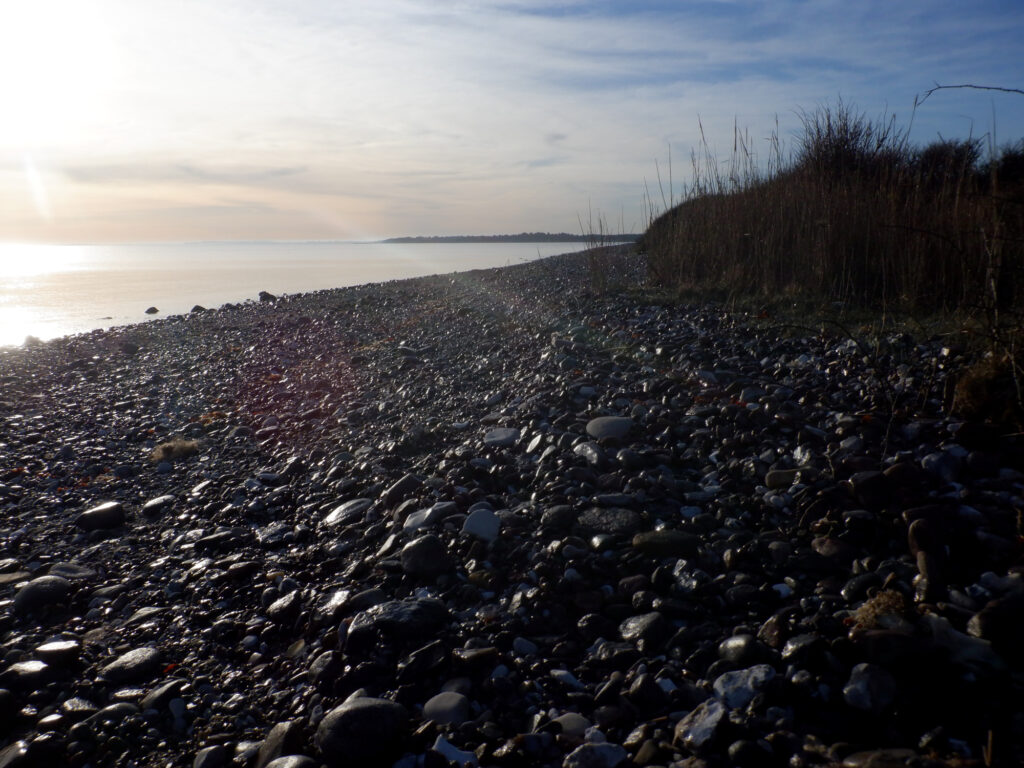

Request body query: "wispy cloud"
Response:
[1, 0, 1022, 242]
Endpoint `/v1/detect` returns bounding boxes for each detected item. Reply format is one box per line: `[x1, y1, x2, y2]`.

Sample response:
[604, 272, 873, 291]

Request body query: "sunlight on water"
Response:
[0, 243, 88, 278]
[0, 241, 589, 348]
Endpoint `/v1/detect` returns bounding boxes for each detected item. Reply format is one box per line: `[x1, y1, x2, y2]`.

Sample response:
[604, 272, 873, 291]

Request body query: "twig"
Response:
[917, 83, 1024, 106]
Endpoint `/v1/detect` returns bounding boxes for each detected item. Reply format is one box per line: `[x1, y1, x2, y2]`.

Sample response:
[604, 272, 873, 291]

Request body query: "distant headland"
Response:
[380, 232, 641, 244]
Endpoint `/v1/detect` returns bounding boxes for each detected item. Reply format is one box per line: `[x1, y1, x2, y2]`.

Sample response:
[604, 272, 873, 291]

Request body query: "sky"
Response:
[0, 0, 1022, 244]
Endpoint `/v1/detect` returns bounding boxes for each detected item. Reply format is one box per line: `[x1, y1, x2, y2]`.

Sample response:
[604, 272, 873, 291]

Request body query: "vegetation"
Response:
[642, 100, 1023, 316]
[640, 100, 1024, 428]
[383, 232, 640, 244]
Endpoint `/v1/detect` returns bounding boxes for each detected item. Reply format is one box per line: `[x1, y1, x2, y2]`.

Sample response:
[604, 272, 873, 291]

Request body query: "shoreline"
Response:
[1, 246, 1022, 767]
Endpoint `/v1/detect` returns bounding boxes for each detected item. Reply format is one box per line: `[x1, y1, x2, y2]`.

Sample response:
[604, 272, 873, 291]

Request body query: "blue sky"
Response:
[0, 0, 1022, 242]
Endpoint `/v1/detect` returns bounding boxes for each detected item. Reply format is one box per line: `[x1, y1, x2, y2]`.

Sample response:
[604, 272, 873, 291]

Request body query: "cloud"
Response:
[2, 0, 1023, 242]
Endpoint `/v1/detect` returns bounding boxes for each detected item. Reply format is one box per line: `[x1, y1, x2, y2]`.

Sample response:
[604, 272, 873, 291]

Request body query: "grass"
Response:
[151, 437, 199, 463]
[640, 99, 1024, 427]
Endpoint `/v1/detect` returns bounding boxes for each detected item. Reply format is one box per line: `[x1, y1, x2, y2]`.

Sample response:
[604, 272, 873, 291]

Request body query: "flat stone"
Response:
[585, 416, 635, 441]
[322, 499, 372, 527]
[483, 427, 520, 448]
[264, 758, 318, 768]
[315, 697, 409, 767]
[101, 647, 162, 684]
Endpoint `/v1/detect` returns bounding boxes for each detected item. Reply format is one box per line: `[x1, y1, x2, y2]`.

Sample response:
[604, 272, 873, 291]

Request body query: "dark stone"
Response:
[101, 647, 162, 684]
[400, 534, 449, 576]
[575, 507, 642, 536]
[257, 720, 304, 768]
[13, 575, 71, 615]
[631, 529, 699, 557]
[315, 697, 409, 767]
[75, 501, 126, 531]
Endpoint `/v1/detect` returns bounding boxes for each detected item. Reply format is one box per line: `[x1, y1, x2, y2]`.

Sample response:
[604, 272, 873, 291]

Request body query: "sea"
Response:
[0, 241, 590, 348]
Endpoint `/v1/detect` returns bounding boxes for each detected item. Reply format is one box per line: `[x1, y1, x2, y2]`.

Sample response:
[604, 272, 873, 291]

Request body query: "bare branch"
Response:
[917, 82, 1024, 106]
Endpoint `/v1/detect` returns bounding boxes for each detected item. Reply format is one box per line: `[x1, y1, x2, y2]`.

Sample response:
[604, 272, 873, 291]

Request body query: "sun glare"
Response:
[0, 1, 117, 147]
[0, 243, 87, 279]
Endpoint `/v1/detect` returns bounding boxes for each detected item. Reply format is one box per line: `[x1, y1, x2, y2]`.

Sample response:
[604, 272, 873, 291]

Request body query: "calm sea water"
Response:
[0, 241, 587, 347]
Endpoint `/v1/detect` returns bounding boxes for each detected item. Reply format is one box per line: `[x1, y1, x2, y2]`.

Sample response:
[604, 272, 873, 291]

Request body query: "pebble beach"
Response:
[1, 246, 1022, 767]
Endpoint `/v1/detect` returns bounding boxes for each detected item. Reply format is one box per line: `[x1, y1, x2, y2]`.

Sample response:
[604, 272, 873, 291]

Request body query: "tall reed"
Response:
[642, 102, 1024, 317]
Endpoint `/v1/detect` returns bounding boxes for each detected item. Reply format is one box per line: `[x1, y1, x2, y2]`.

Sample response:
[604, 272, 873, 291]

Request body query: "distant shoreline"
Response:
[381, 232, 641, 244]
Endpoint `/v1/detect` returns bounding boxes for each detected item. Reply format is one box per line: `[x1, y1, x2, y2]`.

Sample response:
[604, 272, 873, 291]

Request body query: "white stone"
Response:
[462, 508, 500, 542]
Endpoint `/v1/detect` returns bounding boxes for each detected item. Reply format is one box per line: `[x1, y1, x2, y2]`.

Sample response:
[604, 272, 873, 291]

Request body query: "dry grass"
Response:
[852, 589, 912, 630]
[151, 437, 199, 462]
[642, 101, 1024, 316]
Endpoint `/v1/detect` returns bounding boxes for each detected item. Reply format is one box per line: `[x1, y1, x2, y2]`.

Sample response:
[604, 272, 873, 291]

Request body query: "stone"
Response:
[765, 468, 799, 490]
[315, 697, 408, 767]
[847, 471, 889, 509]
[259, 291, 277, 302]
[483, 427, 520, 448]
[13, 575, 71, 615]
[432, 735, 478, 767]
[75, 501, 126, 530]
[381, 474, 421, 509]
[674, 699, 727, 752]
[575, 507, 642, 536]
[264, 758, 318, 768]
[193, 745, 227, 768]
[101, 647, 162, 684]
[0, 660, 52, 690]
[142, 495, 176, 517]
[257, 720, 304, 768]
[631, 529, 699, 557]
[400, 534, 449, 576]
[843, 663, 896, 713]
[713, 664, 776, 709]
[322, 499, 372, 527]
[619, 612, 668, 651]
[585, 417, 635, 441]
[423, 691, 470, 725]
[841, 748, 917, 768]
[267, 591, 302, 624]
[462, 508, 500, 542]
[145, 306, 159, 315]
[562, 742, 628, 768]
